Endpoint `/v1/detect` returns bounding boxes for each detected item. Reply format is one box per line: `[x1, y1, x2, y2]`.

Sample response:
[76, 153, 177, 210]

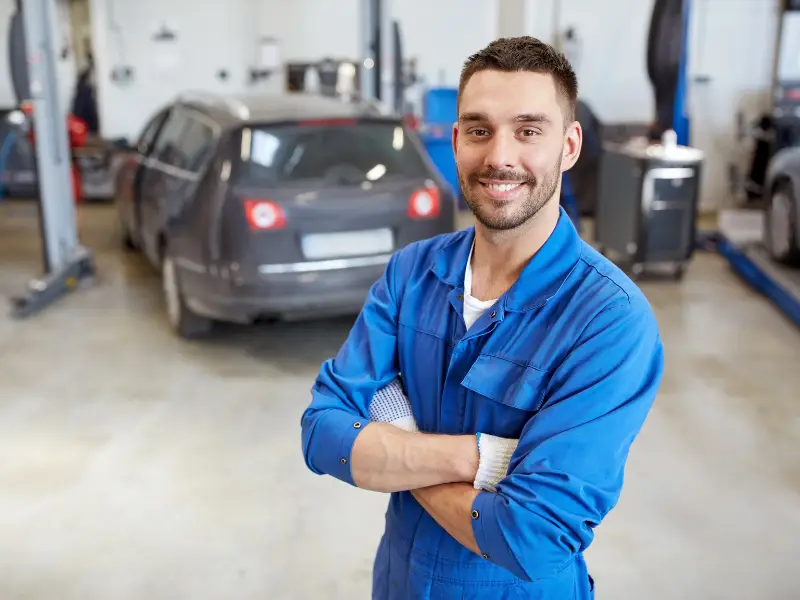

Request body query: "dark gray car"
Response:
[115, 93, 457, 337]
[764, 146, 800, 266]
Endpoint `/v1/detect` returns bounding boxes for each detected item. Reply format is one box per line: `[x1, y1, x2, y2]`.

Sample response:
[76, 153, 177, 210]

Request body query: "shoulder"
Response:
[576, 241, 653, 308]
[570, 241, 660, 337]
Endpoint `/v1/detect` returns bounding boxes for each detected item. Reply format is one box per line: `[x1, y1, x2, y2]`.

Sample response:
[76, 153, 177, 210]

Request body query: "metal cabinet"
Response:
[594, 139, 704, 279]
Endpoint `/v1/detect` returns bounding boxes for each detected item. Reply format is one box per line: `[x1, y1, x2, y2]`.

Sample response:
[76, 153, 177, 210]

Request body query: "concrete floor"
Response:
[0, 201, 798, 600]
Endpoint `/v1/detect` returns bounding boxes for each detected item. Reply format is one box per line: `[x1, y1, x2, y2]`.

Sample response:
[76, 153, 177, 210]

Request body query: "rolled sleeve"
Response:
[471, 491, 526, 577]
[301, 249, 411, 486]
[304, 409, 374, 486]
[472, 298, 665, 582]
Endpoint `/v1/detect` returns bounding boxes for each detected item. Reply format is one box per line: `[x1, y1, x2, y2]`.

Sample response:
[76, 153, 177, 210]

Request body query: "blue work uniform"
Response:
[301, 207, 664, 599]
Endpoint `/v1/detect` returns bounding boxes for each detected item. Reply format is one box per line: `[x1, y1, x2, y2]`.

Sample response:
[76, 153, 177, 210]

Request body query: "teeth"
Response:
[487, 183, 521, 192]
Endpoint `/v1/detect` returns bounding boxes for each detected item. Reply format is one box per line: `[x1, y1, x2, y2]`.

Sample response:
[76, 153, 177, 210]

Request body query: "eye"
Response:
[520, 128, 540, 137]
[468, 128, 490, 137]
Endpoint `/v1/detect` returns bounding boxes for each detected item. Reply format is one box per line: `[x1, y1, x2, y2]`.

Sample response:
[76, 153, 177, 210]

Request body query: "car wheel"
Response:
[122, 228, 136, 251]
[764, 181, 800, 266]
[119, 215, 137, 251]
[162, 254, 213, 338]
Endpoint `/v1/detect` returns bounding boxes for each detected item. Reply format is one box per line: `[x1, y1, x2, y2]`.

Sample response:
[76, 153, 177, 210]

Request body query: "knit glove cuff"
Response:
[474, 433, 519, 493]
[368, 377, 419, 433]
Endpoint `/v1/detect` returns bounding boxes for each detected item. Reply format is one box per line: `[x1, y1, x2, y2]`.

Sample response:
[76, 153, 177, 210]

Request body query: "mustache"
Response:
[468, 169, 535, 184]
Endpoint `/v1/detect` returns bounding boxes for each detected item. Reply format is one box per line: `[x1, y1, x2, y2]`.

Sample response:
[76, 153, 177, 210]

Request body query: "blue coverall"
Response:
[301, 207, 665, 598]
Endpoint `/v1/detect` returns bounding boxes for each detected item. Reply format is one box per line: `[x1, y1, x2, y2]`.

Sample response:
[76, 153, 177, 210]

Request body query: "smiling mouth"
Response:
[479, 180, 527, 200]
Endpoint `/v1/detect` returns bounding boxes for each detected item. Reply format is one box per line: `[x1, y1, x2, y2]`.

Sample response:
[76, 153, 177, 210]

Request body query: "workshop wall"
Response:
[0, 0, 777, 213]
[89, 0, 253, 140]
[89, 0, 499, 140]
[393, 0, 499, 88]
[526, 0, 656, 124]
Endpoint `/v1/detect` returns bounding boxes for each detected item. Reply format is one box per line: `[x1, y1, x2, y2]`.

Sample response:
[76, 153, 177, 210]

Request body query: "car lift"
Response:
[713, 0, 800, 328]
[7, 0, 95, 318]
[359, 0, 402, 113]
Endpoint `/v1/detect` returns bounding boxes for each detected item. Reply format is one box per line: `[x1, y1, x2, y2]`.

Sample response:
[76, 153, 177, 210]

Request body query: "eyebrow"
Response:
[458, 112, 553, 125]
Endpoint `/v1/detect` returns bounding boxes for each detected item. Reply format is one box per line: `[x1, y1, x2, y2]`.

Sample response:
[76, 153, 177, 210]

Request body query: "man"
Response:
[301, 36, 664, 599]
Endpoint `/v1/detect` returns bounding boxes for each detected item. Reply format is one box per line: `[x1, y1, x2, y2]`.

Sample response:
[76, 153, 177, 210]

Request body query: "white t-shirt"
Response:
[463, 242, 498, 330]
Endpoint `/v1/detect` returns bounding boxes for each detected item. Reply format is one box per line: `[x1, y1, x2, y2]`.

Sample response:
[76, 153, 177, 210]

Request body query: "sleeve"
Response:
[300, 250, 407, 487]
[470, 298, 665, 582]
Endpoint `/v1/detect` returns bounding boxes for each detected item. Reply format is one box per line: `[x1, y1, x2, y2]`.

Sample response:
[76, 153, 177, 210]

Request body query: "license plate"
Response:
[301, 228, 394, 260]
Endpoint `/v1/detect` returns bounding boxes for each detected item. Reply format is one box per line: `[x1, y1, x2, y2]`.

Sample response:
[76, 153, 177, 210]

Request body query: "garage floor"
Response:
[0, 201, 798, 600]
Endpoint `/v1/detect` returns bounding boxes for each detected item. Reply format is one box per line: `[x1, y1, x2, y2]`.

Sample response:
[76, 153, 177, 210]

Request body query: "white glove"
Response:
[474, 433, 519, 493]
[368, 377, 419, 433]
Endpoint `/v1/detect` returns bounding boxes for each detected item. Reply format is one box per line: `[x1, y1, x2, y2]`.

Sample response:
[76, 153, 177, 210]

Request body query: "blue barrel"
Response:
[424, 88, 458, 123]
[420, 88, 465, 208]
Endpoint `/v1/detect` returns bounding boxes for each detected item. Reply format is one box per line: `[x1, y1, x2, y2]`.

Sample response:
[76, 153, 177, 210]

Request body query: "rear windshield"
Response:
[236, 120, 431, 186]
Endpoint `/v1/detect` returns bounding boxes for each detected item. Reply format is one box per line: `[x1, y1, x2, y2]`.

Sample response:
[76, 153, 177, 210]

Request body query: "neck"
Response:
[469, 199, 560, 301]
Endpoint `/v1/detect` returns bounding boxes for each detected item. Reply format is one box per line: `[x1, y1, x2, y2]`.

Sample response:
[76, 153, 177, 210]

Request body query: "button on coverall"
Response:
[301, 208, 665, 599]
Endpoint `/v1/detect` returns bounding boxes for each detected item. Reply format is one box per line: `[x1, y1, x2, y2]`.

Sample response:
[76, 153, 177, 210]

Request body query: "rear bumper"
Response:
[185, 254, 390, 323]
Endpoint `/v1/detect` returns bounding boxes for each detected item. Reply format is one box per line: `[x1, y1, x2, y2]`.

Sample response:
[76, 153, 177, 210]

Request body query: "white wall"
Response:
[254, 0, 362, 63]
[88, 0, 499, 140]
[393, 0, 499, 88]
[89, 0, 253, 140]
[527, 0, 655, 124]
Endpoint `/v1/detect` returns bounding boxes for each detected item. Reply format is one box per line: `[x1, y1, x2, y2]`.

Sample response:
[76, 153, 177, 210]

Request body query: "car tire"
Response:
[764, 181, 800, 266]
[120, 217, 137, 251]
[122, 229, 136, 251]
[162, 254, 213, 339]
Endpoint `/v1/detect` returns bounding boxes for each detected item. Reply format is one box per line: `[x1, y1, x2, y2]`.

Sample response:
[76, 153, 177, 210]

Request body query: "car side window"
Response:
[175, 116, 217, 173]
[151, 110, 191, 169]
[136, 110, 169, 155]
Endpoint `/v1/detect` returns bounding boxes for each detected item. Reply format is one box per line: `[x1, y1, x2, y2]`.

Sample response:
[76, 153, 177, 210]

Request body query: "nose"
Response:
[483, 131, 518, 171]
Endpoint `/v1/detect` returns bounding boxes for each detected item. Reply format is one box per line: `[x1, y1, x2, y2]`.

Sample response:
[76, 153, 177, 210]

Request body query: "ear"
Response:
[451, 122, 459, 159]
[561, 120, 583, 173]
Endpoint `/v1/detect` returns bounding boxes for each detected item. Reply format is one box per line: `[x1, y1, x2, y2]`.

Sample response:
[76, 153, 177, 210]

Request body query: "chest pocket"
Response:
[460, 354, 551, 437]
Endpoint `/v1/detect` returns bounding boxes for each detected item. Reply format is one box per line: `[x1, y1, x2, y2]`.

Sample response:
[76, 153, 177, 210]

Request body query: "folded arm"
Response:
[412, 300, 665, 581]
[351, 423, 478, 492]
[300, 249, 480, 493]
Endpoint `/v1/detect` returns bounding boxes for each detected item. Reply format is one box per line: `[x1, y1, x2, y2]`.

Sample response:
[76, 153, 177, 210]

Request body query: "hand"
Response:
[368, 377, 418, 433]
[474, 433, 519, 493]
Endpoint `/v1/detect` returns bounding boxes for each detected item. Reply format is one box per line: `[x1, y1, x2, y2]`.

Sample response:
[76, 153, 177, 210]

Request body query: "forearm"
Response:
[350, 423, 479, 492]
[412, 483, 481, 555]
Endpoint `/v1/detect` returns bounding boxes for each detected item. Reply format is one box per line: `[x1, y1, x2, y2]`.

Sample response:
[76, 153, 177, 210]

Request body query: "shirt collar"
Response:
[430, 206, 583, 312]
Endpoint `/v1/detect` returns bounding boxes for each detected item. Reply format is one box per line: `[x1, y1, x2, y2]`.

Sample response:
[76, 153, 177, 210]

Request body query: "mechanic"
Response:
[301, 36, 664, 599]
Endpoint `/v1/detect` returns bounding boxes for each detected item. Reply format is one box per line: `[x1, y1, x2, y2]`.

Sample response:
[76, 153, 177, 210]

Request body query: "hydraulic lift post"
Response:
[8, 0, 95, 318]
[359, 0, 396, 112]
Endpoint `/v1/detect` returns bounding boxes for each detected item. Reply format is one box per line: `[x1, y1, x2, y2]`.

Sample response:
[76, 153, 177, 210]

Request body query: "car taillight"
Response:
[244, 200, 286, 230]
[403, 114, 420, 130]
[408, 187, 440, 219]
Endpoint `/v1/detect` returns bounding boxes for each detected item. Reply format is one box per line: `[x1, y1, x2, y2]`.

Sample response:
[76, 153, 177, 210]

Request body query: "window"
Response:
[136, 109, 169, 155]
[151, 110, 191, 168]
[237, 120, 430, 186]
[176, 117, 216, 173]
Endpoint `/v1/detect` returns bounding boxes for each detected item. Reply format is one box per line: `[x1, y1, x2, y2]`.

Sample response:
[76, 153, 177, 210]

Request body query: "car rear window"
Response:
[236, 120, 431, 186]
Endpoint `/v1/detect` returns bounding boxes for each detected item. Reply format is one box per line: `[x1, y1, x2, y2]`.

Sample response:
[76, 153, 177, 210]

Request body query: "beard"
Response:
[458, 154, 563, 231]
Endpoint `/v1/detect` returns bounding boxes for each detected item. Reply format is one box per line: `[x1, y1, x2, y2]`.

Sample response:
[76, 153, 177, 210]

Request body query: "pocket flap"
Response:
[461, 354, 549, 411]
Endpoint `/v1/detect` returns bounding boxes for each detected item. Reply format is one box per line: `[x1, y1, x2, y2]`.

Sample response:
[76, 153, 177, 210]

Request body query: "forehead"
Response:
[459, 70, 563, 123]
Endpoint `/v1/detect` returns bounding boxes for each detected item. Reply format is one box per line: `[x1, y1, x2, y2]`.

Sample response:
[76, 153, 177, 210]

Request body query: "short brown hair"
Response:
[458, 36, 578, 124]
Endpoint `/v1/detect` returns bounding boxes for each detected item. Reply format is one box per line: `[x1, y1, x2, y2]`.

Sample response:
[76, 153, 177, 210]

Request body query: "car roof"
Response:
[175, 92, 390, 128]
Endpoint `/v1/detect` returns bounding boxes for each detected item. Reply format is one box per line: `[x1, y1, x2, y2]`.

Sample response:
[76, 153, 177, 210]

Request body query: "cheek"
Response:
[521, 143, 563, 174]
[455, 146, 482, 172]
